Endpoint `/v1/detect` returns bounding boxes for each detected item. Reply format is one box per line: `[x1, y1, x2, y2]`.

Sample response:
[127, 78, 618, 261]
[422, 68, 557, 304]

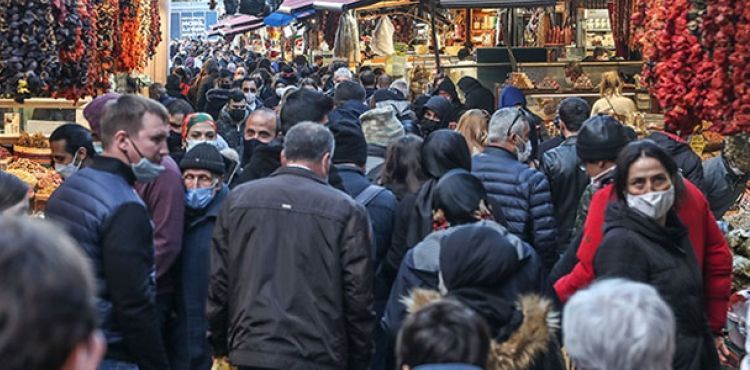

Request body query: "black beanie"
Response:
[330, 123, 368, 167]
[434, 168, 488, 225]
[372, 88, 405, 103]
[576, 114, 630, 162]
[180, 143, 226, 175]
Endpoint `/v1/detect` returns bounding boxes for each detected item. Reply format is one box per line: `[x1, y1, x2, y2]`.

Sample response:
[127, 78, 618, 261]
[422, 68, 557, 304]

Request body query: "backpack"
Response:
[355, 184, 387, 206]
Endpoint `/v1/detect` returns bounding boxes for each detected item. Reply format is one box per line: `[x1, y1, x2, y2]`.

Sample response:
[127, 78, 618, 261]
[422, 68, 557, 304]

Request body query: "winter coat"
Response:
[457, 77, 495, 113]
[381, 220, 552, 341]
[648, 131, 704, 191]
[329, 100, 369, 127]
[472, 146, 559, 270]
[216, 106, 248, 154]
[174, 185, 229, 370]
[594, 202, 720, 370]
[553, 180, 732, 335]
[366, 144, 387, 183]
[406, 290, 564, 370]
[703, 155, 750, 219]
[207, 167, 375, 369]
[337, 164, 397, 317]
[540, 136, 589, 249]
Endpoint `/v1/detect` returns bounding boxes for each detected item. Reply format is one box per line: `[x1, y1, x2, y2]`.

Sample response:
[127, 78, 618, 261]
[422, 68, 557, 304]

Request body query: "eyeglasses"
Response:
[506, 109, 525, 138]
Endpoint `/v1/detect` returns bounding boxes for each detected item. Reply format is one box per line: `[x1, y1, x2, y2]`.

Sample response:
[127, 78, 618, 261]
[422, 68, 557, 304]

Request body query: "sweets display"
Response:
[506, 72, 535, 90]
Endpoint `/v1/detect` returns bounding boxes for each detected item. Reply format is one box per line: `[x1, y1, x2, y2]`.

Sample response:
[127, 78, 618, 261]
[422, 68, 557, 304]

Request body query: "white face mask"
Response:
[55, 152, 82, 179]
[186, 139, 219, 152]
[516, 137, 532, 163]
[626, 186, 675, 220]
[245, 92, 256, 104]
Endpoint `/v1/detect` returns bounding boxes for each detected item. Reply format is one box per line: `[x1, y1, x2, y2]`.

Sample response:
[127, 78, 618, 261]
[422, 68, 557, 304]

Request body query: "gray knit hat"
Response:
[359, 106, 405, 148]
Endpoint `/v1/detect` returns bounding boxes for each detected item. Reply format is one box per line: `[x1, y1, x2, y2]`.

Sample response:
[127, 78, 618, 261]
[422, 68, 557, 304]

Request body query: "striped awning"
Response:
[438, 0, 554, 7]
[278, 0, 379, 13]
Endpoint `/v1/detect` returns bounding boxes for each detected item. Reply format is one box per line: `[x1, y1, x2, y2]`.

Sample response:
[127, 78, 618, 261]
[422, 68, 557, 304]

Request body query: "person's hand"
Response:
[715, 335, 732, 365]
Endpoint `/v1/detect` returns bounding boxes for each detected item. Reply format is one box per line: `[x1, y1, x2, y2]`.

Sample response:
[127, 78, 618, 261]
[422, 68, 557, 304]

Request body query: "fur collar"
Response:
[403, 289, 560, 370]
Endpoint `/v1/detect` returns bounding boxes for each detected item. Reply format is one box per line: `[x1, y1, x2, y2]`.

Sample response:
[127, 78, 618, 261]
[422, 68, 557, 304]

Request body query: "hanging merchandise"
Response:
[333, 10, 361, 63]
[0, 0, 163, 102]
[371, 15, 396, 56]
[633, 0, 750, 135]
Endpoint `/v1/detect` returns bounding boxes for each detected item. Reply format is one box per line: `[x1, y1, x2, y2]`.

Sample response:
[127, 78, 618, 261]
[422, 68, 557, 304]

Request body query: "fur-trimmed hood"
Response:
[403, 289, 561, 370]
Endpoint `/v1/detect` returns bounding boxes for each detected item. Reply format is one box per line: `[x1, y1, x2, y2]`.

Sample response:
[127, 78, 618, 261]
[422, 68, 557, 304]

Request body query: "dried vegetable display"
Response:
[0, 0, 162, 102]
[632, 0, 750, 135]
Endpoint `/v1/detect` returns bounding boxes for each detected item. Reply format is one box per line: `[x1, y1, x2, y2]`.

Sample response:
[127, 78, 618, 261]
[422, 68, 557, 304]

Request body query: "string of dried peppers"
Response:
[0, 0, 162, 102]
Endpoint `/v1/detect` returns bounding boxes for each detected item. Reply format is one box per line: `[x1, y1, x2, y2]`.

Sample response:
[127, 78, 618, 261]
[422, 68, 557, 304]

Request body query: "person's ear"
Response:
[558, 120, 568, 134]
[113, 130, 130, 152]
[76, 147, 87, 163]
[61, 331, 106, 370]
[448, 121, 457, 130]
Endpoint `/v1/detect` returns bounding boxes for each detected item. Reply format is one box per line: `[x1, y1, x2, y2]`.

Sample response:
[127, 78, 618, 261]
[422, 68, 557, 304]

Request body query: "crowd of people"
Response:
[2, 43, 749, 370]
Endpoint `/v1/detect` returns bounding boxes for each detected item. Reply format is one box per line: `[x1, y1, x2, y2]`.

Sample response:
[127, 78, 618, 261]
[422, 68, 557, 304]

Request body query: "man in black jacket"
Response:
[540, 97, 590, 250]
[46, 95, 171, 370]
[209, 122, 375, 369]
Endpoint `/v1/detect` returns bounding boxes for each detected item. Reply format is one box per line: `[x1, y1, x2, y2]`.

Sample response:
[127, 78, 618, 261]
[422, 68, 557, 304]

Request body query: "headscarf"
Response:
[182, 112, 217, 141]
[405, 130, 471, 247]
[83, 93, 121, 139]
[440, 224, 525, 341]
[499, 86, 527, 108]
[422, 96, 455, 130]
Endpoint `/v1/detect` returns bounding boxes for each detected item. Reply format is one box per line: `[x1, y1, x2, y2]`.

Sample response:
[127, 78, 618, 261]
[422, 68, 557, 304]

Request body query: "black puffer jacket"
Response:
[208, 167, 375, 369]
[594, 202, 720, 370]
[648, 131, 704, 191]
[540, 136, 589, 250]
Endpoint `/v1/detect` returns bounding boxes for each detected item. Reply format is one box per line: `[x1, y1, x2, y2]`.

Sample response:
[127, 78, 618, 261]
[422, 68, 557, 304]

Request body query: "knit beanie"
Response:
[360, 106, 405, 148]
[372, 88, 405, 103]
[180, 143, 226, 175]
[83, 93, 121, 139]
[330, 123, 368, 167]
[576, 114, 630, 162]
[182, 112, 217, 140]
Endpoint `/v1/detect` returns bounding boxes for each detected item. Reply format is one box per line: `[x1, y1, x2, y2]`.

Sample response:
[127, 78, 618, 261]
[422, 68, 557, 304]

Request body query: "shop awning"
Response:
[208, 14, 265, 37]
[437, 0, 554, 7]
[278, 0, 378, 14]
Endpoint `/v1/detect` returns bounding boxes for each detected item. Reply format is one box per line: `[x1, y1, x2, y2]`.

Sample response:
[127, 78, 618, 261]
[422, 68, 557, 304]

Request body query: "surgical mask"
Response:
[186, 139, 219, 152]
[185, 185, 216, 209]
[55, 152, 81, 179]
[516, 138, 532, 162]
[220, 83, 231, 89]
[127, 138, 165, 182]
[93, 142, 103, 154]
[245, 92, 256, 104]
[229, 108, 246, 122]
[626, 186, 675, 220]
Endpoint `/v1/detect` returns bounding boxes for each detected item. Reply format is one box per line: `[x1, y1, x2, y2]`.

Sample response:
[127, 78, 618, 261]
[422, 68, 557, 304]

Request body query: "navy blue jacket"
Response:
[45, 157, 168, 369]
[328, 100, 369, 127]
[337, 165, 397, 318]
[174, 185, 229, 370]
[472, 146, 559, 269]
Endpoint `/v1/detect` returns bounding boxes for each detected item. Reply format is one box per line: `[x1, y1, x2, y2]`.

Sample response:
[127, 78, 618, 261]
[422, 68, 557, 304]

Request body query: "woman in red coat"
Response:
[554, 141, 732, 362]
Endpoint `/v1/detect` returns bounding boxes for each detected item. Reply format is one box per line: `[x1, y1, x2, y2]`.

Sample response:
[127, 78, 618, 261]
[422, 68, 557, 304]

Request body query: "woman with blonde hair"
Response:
[591, 71, 637, 124]
[456, 109, 490, 155]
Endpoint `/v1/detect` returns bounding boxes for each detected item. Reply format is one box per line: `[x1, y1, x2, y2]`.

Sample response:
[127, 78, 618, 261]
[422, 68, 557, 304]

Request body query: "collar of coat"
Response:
[271, 166, 328, 185]
[403, 289, 559, 370]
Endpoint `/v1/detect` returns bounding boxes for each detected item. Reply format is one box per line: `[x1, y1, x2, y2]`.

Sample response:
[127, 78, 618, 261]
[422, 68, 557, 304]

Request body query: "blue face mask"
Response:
[185, 186, 216, 209]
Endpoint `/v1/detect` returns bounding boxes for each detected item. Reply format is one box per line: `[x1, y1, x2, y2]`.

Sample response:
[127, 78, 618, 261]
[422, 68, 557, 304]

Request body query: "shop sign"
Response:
[181, 16, 207, 38]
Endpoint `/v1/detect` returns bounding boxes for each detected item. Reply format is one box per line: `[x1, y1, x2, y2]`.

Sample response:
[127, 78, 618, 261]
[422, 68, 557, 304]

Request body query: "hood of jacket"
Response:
[433, 78, 459, 101]
[457, 76, 482, 94]
[604, 201, 688, 254]
[499, 86, 526, 108]
[405, 290, 559, 370]
[648, 131, 692, 157]
[329, 100, 370, 126]
[423, 96, 455, 128]
[206, 87, 232, 103]
[376, 100, 413, 117]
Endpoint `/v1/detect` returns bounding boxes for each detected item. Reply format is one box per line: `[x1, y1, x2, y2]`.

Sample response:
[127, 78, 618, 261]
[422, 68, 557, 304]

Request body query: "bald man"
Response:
[242, 108, 278, 166]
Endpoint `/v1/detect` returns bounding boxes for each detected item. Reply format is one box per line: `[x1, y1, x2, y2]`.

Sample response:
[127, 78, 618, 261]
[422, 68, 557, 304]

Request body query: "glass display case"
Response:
[0, 98, 91, 146]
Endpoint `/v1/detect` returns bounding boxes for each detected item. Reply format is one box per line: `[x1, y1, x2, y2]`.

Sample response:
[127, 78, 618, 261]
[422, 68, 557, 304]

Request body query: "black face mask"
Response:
[418, 118, 442, 138]
[229, 108, 246, 122]
[242, 138, 267, 165]
[220, 83, 232, 89]
[167, 131, 182, 153]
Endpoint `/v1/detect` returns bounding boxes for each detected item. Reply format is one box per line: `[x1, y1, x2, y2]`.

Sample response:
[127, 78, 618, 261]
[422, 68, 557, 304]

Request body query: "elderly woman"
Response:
[594, 140, 721, 370]
[564, 279, 676, 370]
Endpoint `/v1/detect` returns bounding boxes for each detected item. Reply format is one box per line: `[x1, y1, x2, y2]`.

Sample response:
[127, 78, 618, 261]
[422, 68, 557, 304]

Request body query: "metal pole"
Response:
[429, 0, 441, 71]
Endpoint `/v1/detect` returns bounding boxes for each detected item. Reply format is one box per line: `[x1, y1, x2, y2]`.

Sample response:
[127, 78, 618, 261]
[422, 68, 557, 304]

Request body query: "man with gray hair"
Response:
[472, 107, 559, 270]
[208, 122, 375, 370]
[563, 279, 675, 370]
